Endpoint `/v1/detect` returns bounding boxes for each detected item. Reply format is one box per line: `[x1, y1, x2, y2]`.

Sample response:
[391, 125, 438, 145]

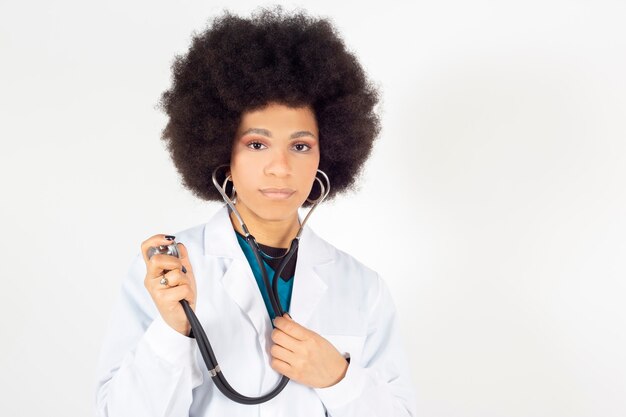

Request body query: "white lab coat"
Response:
[95, 206, 416, 417]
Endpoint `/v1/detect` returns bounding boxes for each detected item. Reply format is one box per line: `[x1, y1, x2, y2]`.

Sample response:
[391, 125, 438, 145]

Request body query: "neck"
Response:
[229, 204, 300, 249]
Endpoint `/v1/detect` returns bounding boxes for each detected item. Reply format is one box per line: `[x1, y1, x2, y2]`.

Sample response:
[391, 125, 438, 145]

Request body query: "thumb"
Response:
[176, 242, 193, 273]
[176, 243, 196, 288]
[176, 241, 189, 260]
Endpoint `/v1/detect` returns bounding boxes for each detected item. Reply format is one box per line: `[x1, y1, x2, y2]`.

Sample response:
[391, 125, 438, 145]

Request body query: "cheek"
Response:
[308, 153, 321, 177]
[300, 159, 321, 195]
[231, 154, 259, 189]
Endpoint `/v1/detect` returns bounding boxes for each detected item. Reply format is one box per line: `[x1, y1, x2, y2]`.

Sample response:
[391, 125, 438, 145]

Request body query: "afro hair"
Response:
[159, 6, 381, 203]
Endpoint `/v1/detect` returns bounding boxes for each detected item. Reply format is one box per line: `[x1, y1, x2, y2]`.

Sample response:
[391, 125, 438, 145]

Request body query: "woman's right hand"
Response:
[141, 234, 197, 336]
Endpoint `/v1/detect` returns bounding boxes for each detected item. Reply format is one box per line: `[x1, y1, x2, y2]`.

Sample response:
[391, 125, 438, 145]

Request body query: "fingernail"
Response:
[182, 266, 187, 274]
[165, 235, 175, 241]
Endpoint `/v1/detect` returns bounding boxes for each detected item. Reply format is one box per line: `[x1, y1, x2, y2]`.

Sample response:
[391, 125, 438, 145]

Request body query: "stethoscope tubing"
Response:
[178, 238, 294, 404]
[180, 298, 290, 404]
[177, 166, 329, 404]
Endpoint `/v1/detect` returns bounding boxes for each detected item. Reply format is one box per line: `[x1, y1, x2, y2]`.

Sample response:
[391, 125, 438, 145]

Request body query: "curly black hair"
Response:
[159, 7, 380, 203]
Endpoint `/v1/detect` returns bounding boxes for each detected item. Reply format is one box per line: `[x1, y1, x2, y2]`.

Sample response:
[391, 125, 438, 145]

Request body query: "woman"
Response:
[96, 8, 416, 417]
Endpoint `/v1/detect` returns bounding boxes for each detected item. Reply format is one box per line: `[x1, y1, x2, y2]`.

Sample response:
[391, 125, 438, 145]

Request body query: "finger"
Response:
[140, 234, 177, 263]
[150, 269, 190, 289]
[270, 357, 292, 377]
[271, 328, 301, 352]
[145, 270, 173, 292]
[176, 243, 195, 275]
[270, 343, 296, 364]
[177, 241, 189, 261]
[273, 315, 310, 341]
[146, 253, 183, 278]
[155, 283, 195, 305]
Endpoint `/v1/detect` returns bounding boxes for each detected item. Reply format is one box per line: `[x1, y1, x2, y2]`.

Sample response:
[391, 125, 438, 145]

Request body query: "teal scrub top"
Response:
[235, 233, 294, 320]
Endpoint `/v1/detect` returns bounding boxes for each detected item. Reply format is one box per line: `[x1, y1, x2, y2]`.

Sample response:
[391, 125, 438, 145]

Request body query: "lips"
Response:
[259, 188, 295, 200]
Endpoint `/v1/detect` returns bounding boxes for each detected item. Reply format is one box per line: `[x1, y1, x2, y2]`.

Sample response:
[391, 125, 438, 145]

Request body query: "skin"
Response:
[271, 314, 349, 388]
[142, 102, 348, 388]
[229, 102, 320, 248]
[142, 236, 196, 337]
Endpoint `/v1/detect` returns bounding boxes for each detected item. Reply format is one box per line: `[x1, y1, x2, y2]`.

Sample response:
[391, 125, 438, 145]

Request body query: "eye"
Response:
[293, 143, 311, 152]
[247, 141, 267, 150]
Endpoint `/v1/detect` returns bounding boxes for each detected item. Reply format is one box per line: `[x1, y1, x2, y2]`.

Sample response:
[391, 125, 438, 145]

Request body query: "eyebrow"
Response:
[240, 128, 317, 139]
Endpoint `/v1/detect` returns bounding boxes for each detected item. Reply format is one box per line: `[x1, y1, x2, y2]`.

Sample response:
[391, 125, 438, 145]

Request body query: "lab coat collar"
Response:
[202, 205, 333, 332]
[202, 205, 247, 261]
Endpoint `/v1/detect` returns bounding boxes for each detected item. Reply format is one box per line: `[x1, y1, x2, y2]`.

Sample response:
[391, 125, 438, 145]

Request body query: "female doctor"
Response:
[95, 8, 416, 417]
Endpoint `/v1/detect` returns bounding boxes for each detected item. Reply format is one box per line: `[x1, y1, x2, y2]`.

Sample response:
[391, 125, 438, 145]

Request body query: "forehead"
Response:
[237, 102, 318, 136]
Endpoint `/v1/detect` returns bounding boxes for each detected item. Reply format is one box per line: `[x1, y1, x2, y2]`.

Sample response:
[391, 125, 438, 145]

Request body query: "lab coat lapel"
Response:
[202, 206, 334, 334]
[289, 225, 332, 327]
[220, 260, 270, 337]
[203, 206, 270, 337]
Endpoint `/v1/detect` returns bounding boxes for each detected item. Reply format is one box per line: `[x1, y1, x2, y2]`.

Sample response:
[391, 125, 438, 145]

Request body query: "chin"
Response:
[247, 198, 303, 221]
[235, 192, 307, 222]
[255, 205, 298, 222]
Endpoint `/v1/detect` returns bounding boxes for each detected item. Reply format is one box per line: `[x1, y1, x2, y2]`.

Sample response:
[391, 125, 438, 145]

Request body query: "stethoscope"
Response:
[178, 165, 330, 404]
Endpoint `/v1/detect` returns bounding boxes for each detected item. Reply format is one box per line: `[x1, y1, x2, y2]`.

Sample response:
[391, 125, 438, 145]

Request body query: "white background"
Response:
[1, 0, 625, 416]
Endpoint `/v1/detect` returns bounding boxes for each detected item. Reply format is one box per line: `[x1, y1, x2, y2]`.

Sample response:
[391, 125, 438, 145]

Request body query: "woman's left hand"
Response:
[270, 314, 349, 388]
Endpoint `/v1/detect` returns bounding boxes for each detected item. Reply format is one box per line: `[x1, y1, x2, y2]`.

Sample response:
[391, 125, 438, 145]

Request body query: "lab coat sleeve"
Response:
[314, 275, 417, 417]
[95, 254, 204, 417]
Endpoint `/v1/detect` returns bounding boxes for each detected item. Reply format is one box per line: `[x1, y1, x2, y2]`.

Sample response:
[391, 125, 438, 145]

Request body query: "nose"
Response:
[264, 148, 291, 178]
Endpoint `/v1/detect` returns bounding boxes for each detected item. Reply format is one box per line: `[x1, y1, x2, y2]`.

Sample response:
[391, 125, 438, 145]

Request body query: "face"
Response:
[229, 102, 320, 224]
